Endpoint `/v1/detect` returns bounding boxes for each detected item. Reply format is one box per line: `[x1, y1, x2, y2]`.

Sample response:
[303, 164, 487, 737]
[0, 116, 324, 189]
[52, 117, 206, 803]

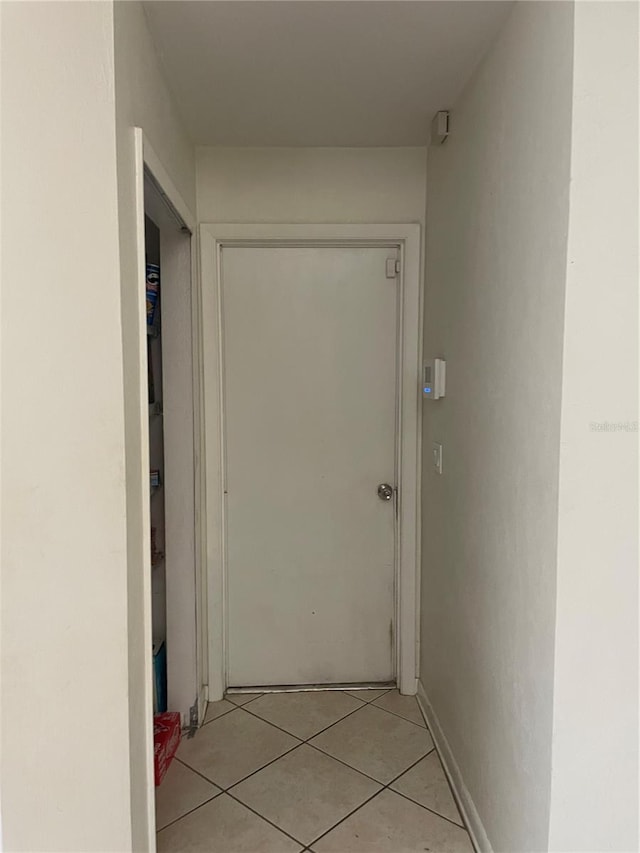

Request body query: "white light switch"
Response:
[432, 442, 443, 475]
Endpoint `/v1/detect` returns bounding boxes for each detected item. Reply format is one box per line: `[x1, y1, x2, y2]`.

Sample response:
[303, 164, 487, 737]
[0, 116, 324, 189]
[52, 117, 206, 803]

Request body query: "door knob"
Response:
[377, 483, 394, 501]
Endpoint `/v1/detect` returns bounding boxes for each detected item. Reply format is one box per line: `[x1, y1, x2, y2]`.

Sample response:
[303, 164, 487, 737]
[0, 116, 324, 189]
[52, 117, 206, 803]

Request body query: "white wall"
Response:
[1, 3, 132, 850]
[197, 147, 426, 224]
[115, 2, 196, 213]
[548, 3, 639, 850]
[1, 1, 196, 846]
[420, 3, 574, 851]
[114, 3, 196, 848]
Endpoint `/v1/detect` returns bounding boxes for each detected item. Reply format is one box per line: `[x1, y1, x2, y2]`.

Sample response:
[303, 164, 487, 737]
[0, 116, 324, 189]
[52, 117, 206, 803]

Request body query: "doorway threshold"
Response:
[226, 681, 396, 695]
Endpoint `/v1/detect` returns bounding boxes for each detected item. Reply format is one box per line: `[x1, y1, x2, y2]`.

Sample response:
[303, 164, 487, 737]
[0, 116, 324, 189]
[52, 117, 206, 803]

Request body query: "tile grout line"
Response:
[300, 741, 438, 799]
[410, 692, 472, 833]
[239, 694, 369, 744]
[174, 723, 432, 839]
[227, 701, 421, 797]
[169, 746, 309, 841]
[302, 701, 434, 784]
[225, 693, 263, 708]
[343, 688, 392, 703]
[427, 724, 474, 835]
[200, 691, 265, 726]
[157, 782, 305, 848]
[239, 690, 428, 751]
[207, 689, 409, 741]
[225, 789, 310, 849]
[202, 693, 425, 734]
[304, 740, 396, 787]
[168, 694, 467, 845]
[232, 704, 307, 743]
[381, 738, 467, 828]
[388, 785, 467, 831]
[183, 695, 432, 801]
[180, 739, 305, 792]
[179, 702, 306, 791]
[368, 697, 431, 730]
[200, 703, 237, 727]
[385, 747, 436, 786]
[223, 740, 305, 792]
[174, 756, 228, 788]
[172, 739, 466, 844]
[305, 786, 385, 849]
[156, 790, 222, 834]
[160, 770, 465, 852]
[305, 745, 473, 849]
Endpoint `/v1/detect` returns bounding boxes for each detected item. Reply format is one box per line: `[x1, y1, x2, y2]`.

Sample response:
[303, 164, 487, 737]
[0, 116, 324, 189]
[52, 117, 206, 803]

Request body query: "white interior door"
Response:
[222, 246, 398, 686]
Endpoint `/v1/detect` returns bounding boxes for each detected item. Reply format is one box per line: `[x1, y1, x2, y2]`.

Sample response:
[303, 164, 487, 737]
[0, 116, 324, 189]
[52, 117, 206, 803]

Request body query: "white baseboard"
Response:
[416, 680, 493, 853]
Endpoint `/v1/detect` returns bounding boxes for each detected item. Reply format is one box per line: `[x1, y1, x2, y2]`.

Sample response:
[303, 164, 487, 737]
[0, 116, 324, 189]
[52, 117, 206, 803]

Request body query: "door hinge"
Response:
[386, 258, 401, 279]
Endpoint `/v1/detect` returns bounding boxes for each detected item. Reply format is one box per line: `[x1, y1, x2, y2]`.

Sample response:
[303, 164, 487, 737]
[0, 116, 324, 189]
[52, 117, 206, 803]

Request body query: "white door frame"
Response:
[201, 223, 422, 699]
[132, 129, 207, 730]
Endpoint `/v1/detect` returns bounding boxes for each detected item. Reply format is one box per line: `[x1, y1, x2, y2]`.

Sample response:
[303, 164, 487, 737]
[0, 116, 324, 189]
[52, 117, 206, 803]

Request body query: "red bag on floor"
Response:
[154, 711, 181, 786]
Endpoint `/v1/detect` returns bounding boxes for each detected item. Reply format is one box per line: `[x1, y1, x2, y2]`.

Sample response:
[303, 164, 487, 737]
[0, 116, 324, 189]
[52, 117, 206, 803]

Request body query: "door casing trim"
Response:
[200, 223, 422, 698]
[130, 129, 202, 848]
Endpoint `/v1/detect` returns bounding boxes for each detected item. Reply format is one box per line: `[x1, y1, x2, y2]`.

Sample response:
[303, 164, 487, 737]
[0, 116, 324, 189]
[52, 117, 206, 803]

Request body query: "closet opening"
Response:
[143, 163, 206, 790]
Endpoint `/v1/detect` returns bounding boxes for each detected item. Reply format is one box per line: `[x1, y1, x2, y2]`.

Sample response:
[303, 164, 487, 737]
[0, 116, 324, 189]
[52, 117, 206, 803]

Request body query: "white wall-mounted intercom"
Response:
[423, 358, 446, 400]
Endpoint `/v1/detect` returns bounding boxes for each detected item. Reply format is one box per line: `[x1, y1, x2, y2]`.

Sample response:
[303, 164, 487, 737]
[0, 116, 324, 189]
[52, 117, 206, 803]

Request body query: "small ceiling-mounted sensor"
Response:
[430, 110, 450, 146]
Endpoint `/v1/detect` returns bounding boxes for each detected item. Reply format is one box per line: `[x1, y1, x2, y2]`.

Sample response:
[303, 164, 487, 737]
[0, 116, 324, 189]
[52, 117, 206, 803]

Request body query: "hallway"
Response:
[2, 2, 637, 851]
[156, 690, 473, 852]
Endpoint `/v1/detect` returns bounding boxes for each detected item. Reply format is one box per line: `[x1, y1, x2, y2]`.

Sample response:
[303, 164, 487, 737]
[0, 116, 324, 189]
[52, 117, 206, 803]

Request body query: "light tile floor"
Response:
[156, 689, 474, 852]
